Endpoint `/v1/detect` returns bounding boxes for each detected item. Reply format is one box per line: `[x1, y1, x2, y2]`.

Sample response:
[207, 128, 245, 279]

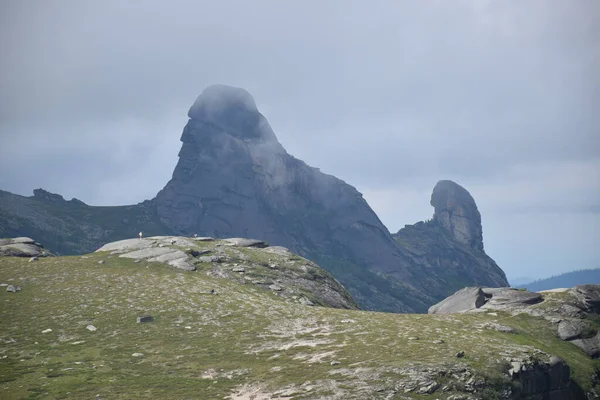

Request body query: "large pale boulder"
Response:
[428, 287, 486, 314]
[0, 238, 52, 257]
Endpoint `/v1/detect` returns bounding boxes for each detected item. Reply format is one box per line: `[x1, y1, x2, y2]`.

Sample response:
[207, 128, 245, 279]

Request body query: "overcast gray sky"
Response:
[1, 0, 599, 282]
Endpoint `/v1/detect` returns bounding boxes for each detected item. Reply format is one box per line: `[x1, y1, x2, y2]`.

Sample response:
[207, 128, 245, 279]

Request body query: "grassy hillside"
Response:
[1, 250, 598, 399]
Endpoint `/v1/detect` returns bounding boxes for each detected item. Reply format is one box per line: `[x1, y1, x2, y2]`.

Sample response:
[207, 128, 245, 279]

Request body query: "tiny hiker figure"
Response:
[138, 231, 143, 240]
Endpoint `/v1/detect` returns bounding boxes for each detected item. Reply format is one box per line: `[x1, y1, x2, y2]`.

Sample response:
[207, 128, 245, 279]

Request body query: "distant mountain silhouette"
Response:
[516, 269, 600, 292]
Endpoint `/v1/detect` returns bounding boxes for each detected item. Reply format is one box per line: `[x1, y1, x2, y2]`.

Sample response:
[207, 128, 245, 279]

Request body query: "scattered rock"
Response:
[559, 304, 583, 318]
[188, 249, 210, 257]
[0, 283, 7, 287]
[72, 341, 85, 345]
[6, 285, 18, 292]
[509, 361, 523, 376]
[557, 319, 589, 341]
[484, 322, 515, 333]
[299, 297, 314, 306]
[269, 284, 283, 291]
[570, 285, 600, 314]
[570, 332, 600, 358]
[456, 351, 465, 358]
[330, 361, 340, 366]
[86, 325, 97, 332]
[137, 316, 154, 323]
[132, 353, 144, 357]
[232, 266, 246, 273]
[408, 337, 419, 341]
[42, 329, 52, 334]
[417, 382, 439, 394]
[98, 260, 105, 264]
[29, 257, 37, 262]
[193, 237, 215, 242]
[433, 340, 445, 344]
[222, 238, 269, 248]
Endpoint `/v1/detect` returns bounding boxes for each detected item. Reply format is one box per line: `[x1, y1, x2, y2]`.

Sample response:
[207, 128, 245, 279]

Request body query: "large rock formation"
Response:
[0, 84, 510, 313]
[153, 84, 424, 312]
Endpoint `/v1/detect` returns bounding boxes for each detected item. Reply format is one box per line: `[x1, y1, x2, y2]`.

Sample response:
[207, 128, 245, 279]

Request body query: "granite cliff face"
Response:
[154, 85, 419, 311]
[430, 180, 484, 250]
[0, 84, 510, 313]
[393, 180, 508, 295]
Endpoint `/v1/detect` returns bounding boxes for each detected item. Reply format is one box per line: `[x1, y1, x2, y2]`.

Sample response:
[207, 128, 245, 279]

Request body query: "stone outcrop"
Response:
[428, 287, 486, 314]
[0, 237, 53, 257]
[95, 235, 358, 310]
[393, 181, 508, 300]
[431, 284, 600, 360]
[430, 180, 484, 250]
[508, 356, 584, 400]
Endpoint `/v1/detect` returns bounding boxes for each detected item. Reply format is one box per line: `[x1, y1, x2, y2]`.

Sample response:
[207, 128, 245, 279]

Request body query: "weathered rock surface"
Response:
[0, 237, 53, 257]
[96, 236, 358, 310]
[571, 333, 600, 358]
[570, 285, 600, 314]
[481, 288, 543, 309]
[430, 180, 484, 250]
[428, 287, 486, 314]
[393, 181, 508, 304]
[96, 237, 196, 271]
[558, 319, 590, 341]
[508, 356, 583, 399]
[432, 284, 600, 361]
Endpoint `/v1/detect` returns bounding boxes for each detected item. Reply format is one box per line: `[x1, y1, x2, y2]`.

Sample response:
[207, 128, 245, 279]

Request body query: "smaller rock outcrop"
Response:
[430, 180, 483, 250]
[33, 188, 65, 202]
[95, 236, 358, 310]
[0, 237, 53, 258]
[570, 285, 600, 314]
[428, 287, 485, 314]
[431, 284, 600, 360]
[508, 356, 582, 399]
[393, 180, 508, 308]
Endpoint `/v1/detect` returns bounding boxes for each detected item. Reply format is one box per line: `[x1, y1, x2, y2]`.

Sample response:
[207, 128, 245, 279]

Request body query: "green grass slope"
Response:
[1, 251, 598, 399]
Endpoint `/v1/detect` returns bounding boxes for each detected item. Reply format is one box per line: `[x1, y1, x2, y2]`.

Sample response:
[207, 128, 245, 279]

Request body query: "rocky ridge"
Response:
[393, 180, 508, 299]
[0, 84, 509, 313]
[430, 284, 600, 359]
[95, 235, 358, 310]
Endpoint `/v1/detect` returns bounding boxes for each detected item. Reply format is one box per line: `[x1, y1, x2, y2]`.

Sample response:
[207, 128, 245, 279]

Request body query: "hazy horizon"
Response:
[1, 1, 598, 282]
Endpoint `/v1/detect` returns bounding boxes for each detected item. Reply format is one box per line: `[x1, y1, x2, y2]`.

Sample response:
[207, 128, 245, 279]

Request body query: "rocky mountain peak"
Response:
[430, 180, 484, 250]
[33, 188, 65, 202]
[186, 84, 276, 142]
